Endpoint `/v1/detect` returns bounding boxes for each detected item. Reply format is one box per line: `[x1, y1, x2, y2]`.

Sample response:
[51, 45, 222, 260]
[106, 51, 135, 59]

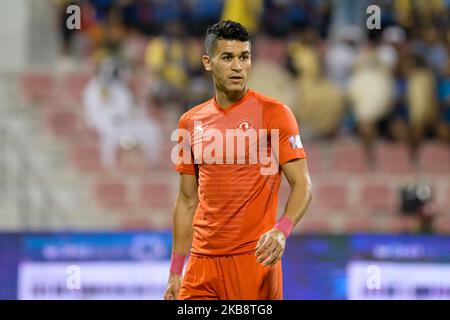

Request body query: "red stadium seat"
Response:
[255, 37, 287, 65]
[333, 143, 370, 173]
[305, 144, 325, 174]
[341, 217, 375, 233]
[375, 143, 413, 173]
[419, 143, 450, 173]
[140, 182, 172, 208]
[120, 218, 153, 230]
[20, 73, 55, 101]
[73, 129, 99, 144]
[277, 181, 291, 206]
[434, 216, 450, 234]
[159, 145, 177, 169]
[44, 109, 78, 137]
[117, 148, 149, 173]
[444, 186, 450, 215]
[94, 181, 129, 209]
[359, 183, 397, 212]
[70, 145, 103, 171]
[296, 217, 333, 234]
[62, 73, 90, 102]
[44, 100, 71, 110]
[316, 184, 349, 209]
[20, 73, 55, 102]
[448, 186, 450, 208]
[432, 185, 450, 216]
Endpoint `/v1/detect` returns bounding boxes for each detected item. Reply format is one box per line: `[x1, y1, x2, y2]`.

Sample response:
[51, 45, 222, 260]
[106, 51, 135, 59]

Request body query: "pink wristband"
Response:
[169, 252, 186, 275]
[274, 216, 294, 238]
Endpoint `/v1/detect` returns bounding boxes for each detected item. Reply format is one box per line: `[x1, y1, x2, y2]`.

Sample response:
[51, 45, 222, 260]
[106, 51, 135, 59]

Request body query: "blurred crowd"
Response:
[55, 0, 450, 166]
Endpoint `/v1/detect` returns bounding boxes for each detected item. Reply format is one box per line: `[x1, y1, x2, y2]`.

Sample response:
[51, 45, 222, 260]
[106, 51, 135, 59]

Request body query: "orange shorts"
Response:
[178, 252, 283, 300]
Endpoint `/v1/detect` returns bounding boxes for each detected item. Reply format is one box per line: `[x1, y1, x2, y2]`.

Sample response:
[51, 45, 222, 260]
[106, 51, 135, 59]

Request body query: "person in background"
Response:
[83, 56, 161, 168]
[437, 57, 450, 144]
[144, 21, 188, 107]
[221, 0, 263, 34]
[390, 54, 438, 158]
[348, 42, 395, 161]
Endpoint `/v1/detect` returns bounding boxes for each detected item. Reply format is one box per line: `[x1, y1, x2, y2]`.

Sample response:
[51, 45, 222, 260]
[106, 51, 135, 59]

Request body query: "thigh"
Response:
[219, 254, 283, 300]
[258, 260, 283, 300]
[178, 256, 219, 300]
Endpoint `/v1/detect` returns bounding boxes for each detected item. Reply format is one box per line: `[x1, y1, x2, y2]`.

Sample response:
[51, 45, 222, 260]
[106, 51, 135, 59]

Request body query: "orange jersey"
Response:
[175, 89, 306, 256]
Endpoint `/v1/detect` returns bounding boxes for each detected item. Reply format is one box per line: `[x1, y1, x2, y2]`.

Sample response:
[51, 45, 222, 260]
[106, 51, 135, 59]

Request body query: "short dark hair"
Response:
[205, 20, 250, 56]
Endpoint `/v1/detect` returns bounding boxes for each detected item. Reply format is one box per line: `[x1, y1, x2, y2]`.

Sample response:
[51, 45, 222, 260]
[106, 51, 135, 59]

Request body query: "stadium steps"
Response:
[418, 142, 450, 173]
[11, 70, 450, 234]
[0, 74, 123, 231]
[30, 70, 178, 231]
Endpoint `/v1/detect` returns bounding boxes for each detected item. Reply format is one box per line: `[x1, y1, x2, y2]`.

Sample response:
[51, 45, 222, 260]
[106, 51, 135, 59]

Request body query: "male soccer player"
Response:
[164, 20, 312, 300]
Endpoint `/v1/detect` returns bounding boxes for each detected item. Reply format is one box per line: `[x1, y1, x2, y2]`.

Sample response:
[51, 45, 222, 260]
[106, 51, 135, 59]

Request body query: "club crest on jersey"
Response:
[236, 118, 253, 134]
[289, 134, 303, 149]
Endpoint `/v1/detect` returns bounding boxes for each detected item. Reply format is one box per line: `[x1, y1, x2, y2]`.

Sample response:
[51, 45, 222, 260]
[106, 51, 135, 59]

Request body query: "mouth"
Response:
[229, 75, 243, 83]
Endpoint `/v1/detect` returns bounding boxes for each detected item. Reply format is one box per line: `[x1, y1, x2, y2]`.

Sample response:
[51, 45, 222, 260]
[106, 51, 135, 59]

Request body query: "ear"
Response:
[202, 55, 212, 71]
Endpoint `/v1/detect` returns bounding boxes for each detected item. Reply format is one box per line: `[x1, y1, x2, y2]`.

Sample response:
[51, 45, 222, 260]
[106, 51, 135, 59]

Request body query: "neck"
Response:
[214, 87, 248, 109]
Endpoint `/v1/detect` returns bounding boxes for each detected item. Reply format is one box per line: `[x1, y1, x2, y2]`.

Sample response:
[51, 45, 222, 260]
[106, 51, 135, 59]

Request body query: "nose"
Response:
[230, 57, 242, 72]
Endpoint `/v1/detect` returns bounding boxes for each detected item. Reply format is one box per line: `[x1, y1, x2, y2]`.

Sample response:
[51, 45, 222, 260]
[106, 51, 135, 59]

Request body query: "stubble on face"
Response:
[208, 39, 252, 99]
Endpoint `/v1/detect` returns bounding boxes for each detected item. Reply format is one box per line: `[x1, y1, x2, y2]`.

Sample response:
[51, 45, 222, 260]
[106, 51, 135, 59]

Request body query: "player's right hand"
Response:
[255, 228, 286, 267]
[163, 273, 182, 300]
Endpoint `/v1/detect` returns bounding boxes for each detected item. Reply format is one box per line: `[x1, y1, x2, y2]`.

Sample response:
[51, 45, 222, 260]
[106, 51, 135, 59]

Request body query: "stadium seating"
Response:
[44, 109, 78, 137]
[7, 71, 450, 234]
[70, 145, 104, 172]
[20, 72, 54, 103]
[315, 184, 349, 210]
[375, 143, 414, 173]
[419, 142, 450, 173]
[359, 183, 397, 212]
[333, 143, 370, 173]
[94, 180, 129, 210]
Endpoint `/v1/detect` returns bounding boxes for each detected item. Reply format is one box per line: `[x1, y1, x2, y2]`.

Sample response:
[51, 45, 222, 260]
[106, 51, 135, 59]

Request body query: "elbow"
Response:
[290, 178, 313, 205]
[188, 197, 199, 211]
[306, 184, 313, 204]
[301, 178, 313, 205]
[178, 192, 199, 211]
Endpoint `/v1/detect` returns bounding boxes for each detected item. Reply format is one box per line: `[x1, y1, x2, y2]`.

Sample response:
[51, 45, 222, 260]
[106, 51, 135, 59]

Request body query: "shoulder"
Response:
[250, 90, 298, 129]
[250, 90, 292, 117]
[178, 99, 213, 125]
[251, 89, 285, 108]
[251, 89, 293, 116]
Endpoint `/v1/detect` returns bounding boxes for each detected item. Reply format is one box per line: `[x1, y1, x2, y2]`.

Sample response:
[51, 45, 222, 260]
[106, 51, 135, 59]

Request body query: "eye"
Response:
[222, 56, 232, 61]
[240, 55, 249, 61]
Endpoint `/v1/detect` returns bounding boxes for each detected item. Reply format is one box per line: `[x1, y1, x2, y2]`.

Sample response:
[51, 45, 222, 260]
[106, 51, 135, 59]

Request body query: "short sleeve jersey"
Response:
[175, 89, 306, 255]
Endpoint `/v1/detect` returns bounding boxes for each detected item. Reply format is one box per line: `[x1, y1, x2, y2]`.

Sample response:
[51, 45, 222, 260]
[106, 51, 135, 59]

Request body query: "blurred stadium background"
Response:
[0, 0, 449, 300]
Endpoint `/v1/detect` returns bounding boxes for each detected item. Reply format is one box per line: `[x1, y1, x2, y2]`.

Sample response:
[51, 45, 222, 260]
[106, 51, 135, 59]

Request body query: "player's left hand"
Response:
[255, 228, 286, 267]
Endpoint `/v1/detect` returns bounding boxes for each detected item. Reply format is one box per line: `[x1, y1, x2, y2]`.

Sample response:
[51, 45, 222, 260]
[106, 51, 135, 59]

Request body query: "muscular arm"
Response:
[172, 173, 199, 256]
[164, 173, 199, 300]
[255, 158, 312, 266]
[279, 158, 312, 226]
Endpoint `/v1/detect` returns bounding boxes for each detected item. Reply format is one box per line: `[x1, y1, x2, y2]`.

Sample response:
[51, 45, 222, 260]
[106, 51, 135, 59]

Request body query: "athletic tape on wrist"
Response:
[274, 216, 294, 238]
[170, 252, 186, 275]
